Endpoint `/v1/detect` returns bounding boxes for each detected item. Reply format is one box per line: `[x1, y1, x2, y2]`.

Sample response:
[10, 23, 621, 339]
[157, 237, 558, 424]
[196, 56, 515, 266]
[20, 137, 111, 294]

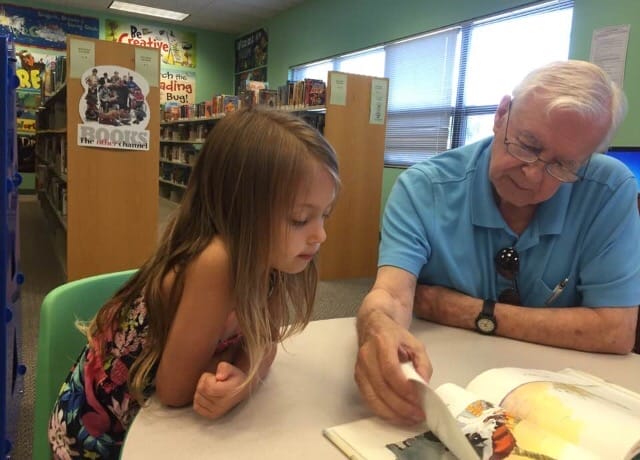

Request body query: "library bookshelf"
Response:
[35, 36, 160, 281]
[159, 114, 223, 203]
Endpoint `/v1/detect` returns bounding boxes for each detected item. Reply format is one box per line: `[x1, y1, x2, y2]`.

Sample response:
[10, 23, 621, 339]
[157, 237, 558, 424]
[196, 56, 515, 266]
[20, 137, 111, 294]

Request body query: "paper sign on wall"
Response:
[135, 47, 159, 87]
[369, 78, 388, 125]
[69, 38, 95, 79]
[329, 72, 347, 106]
[590, 24, 630, 89]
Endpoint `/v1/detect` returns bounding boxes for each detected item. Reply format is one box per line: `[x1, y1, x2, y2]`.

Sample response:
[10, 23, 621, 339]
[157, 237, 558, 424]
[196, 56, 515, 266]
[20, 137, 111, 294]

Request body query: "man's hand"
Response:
[355, 309, 432, 426]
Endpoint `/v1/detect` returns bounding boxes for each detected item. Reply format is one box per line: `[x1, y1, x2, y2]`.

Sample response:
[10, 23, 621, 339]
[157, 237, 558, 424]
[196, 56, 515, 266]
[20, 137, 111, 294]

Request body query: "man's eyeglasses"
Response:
[495, 247, 521, 305]
[503, 102, 590, 183]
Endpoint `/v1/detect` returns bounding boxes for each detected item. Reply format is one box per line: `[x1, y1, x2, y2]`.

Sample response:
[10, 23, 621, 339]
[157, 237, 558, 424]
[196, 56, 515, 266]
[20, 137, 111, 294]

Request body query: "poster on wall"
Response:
[234, 28, 268, 94]
[105, 19, 196, 68]
[160, 69, 195, 105]
[77, 65, 151, 151]
[15, 47, 64, 172]
[0, 3, 99, 49]
[235, 28, 267, 73]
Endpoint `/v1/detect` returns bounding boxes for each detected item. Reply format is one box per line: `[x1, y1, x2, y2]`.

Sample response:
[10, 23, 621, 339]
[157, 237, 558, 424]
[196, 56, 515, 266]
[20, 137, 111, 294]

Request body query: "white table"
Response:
[121, 318, 640, 459]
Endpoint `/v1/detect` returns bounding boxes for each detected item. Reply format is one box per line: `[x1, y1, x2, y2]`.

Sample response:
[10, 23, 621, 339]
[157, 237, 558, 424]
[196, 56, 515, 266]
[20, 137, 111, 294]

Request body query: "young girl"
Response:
[48, 107, 340, 459]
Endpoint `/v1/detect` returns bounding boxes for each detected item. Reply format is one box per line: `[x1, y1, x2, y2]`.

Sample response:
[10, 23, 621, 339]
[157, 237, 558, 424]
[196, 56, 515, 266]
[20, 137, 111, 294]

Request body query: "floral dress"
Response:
[48, 296, 153, 459]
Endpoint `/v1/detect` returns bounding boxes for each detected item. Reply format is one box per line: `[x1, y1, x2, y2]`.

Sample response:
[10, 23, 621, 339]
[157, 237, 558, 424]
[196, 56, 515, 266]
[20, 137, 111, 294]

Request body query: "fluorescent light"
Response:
[108, 1, 189, 21]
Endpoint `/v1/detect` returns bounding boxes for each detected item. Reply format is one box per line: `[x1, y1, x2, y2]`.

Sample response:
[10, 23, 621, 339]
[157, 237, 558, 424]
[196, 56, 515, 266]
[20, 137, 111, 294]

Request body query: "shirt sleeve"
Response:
[378, 168, 433, 277]
[578, 177, 640, 307]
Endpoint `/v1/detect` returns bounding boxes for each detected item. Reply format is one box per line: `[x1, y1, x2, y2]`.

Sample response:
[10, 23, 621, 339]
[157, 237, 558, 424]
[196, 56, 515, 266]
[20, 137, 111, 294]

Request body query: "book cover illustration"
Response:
[222, 95, 239, 113]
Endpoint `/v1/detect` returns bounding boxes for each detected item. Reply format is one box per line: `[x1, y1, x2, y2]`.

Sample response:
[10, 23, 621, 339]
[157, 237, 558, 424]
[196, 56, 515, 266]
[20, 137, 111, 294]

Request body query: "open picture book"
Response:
[324, 363, 640, 460]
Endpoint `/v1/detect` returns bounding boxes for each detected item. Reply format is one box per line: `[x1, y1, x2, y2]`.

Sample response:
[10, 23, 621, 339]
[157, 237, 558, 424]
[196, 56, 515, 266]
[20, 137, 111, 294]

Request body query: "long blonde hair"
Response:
[86, 107, 340, 403]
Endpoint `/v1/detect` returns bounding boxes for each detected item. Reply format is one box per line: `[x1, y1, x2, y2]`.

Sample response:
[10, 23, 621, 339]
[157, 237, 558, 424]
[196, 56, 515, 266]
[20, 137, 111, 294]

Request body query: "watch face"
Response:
[476, 317, 496, 334]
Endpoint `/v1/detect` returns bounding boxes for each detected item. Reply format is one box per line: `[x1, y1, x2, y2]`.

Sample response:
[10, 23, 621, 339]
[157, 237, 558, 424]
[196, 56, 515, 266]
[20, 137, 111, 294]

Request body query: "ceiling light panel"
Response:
[108, 1, 189, 21]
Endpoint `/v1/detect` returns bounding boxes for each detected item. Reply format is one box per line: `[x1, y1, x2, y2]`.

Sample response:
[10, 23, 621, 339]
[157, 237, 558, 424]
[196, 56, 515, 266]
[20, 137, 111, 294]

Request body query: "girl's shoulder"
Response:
[193, 236, 230, 271]
[162, 237, 231, 298]
[182, 237, 232, 289]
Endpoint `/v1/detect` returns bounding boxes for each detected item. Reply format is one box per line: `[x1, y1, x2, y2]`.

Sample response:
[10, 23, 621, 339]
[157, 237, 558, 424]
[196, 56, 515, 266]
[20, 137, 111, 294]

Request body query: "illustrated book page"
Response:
[324, 364, 640, 460]
[465, 367, 640, 460]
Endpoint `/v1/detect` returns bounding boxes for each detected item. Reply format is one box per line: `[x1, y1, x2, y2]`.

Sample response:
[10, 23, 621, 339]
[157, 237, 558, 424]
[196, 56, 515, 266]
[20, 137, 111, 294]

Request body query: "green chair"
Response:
[33, 269, 137, 460]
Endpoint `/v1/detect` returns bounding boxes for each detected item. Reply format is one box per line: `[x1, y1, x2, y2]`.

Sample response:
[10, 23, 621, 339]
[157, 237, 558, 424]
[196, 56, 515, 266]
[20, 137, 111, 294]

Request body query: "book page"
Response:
[401, 363, 479, 460]
[436, 383, 598, 460]
[323, 417, 455, 460]
[465, 368, 640, 460]
[322, 362, 477, 460]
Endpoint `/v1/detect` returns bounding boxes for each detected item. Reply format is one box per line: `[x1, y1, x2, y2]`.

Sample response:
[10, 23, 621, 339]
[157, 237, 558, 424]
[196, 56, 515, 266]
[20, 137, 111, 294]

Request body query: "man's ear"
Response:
[493, 95, 512, 134]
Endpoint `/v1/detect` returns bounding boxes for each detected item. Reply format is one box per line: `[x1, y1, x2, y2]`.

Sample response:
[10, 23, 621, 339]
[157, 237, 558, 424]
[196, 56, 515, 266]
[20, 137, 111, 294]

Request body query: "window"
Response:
[291, 48, 385, 81]
[289, 0, 573, 166]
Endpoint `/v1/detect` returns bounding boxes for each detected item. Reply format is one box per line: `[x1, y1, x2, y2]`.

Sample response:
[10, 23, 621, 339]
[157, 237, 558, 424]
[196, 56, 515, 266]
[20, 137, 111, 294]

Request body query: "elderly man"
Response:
[355, 60, 640, 425]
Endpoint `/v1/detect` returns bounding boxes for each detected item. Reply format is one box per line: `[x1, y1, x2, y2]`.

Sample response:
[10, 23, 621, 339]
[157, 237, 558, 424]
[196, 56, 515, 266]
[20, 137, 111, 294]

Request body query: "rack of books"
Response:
[158, 80, 328, 204]
[159, 113, 223, 202]
[41, 55, 66, 101]
[1, 33, 26, 458]
[35, 83, 68, 231]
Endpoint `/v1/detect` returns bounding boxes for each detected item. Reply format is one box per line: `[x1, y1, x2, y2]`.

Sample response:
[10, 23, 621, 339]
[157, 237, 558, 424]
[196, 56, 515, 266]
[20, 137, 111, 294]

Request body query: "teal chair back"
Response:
[33, 269, 137, 460]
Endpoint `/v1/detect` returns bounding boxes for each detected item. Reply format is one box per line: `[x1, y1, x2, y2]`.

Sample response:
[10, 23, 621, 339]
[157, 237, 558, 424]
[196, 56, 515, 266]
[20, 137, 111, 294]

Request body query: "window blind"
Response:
[384, 28, 459, 166]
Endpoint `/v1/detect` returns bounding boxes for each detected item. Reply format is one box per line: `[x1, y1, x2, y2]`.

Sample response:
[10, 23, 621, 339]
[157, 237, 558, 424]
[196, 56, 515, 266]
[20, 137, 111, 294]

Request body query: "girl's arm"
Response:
[193, 343, 277, 419]
[155, 239, 237, 407]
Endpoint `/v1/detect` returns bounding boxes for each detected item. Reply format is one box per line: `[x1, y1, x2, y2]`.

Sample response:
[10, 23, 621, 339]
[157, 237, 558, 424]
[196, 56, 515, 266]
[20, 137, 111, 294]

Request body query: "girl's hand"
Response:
[192, 362, 248, 419]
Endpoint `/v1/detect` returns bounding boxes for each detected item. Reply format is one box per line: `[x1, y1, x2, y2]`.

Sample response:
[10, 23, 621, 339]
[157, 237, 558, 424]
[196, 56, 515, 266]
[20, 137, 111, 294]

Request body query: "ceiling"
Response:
[37, 0, 306, 34]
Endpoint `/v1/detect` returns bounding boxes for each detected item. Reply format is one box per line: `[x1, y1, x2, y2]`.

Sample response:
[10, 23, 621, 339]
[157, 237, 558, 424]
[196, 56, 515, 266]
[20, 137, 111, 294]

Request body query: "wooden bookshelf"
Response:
[318, 71, 389, 280]
[36, 36, 160, 281]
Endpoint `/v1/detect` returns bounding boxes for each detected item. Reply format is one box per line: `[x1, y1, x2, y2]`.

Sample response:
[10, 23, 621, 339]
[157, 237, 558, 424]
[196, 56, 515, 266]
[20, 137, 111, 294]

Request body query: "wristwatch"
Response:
[475, 300, 497, 335]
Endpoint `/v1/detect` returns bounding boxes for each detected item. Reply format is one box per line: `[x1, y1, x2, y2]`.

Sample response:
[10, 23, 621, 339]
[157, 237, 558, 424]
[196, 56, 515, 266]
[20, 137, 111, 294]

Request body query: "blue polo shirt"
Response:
[379, 137, 640, 307]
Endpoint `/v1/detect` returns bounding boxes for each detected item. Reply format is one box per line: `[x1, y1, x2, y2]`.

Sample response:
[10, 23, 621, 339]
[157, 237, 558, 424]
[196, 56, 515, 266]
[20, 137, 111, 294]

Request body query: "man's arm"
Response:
[355, 266, 432, 425]
[414, 285, 638, 354]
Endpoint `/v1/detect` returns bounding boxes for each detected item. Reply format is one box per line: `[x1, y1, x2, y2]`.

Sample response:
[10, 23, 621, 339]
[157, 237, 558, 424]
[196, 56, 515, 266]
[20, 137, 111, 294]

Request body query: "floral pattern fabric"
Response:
[48, 296, 153, 459]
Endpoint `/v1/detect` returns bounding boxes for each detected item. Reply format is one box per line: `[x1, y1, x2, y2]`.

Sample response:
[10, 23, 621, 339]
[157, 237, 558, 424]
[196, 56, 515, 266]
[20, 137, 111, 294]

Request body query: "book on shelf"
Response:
[205, 100, 214, 117]
[222, 95, 239, 113]
[303, 78, 326, 106]
[246, 80, 267, 105]
[324, 363, 640, 460]
[258, 88, 278, 107]
[238, 90, 254, 109]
